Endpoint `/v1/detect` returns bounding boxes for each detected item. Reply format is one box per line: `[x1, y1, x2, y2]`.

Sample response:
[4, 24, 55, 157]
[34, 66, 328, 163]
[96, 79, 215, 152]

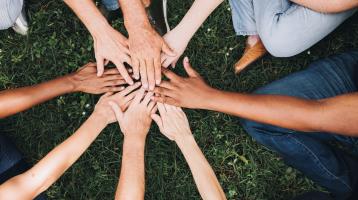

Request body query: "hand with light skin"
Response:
[94, 82, 142, 124]
[63, 0, 133, 84]
[0, 91, 139, 200]
[153, 57, 216, 109]
[151, 103, 227, 200]
[109, 88, 157, 200]
[161, 29, 190, 68]
[119, 0, 176, 91]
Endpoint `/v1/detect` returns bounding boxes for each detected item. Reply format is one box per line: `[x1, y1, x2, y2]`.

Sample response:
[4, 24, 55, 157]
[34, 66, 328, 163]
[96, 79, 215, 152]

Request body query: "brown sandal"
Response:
[234, 39, 267, 74]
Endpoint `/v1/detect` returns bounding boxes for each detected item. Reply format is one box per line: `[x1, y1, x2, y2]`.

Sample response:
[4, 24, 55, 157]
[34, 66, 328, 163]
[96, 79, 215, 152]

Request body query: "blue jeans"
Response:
[228, 0, 356, 57]
[0, 134, 47, 199]
[242, 51, 358, 200]
[101, 0, 119, 11]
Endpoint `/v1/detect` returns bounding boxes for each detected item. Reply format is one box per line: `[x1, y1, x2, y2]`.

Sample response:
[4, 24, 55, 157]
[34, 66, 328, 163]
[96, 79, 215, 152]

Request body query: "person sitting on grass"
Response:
[153, 52, 358, 200]
[108, 94, 227, 200]
[161, 0, 357, 73]
[0, 62, 130, 199]
[0, 83, 151, 200]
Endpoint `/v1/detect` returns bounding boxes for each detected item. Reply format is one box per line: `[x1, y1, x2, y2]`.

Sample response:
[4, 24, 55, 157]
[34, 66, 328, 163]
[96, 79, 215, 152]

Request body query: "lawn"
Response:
[0, 1, 357, 199]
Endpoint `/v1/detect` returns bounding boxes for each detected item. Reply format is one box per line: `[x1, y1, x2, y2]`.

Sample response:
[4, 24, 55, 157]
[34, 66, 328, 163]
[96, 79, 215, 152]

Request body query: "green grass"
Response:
[0, 1, 357, 199]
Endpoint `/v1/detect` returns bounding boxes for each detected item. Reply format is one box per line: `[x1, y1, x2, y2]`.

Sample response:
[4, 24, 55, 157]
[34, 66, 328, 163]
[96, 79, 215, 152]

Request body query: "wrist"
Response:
[91, 110, 112, 126]
[65, 73, 80, 93]
[175, 133, 196, 149]
[124, 135, 147, 147]
[125, 20, 152, 34]
[88, 20, 113, 39]
[199, 87, 221, 110]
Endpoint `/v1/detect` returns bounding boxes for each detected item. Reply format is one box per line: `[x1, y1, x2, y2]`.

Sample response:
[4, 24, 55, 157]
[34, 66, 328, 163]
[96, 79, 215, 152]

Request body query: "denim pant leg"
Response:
[101, 0, 119, 11]
[250, 0, 357, 57]
[241, 51, 358, 200]
[0, 0, 23, 29]
[228, 0, 257, 36]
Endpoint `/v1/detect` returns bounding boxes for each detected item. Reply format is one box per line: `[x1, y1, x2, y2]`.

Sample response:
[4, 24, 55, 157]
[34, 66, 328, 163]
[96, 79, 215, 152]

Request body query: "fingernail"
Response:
[144, 84, 148, 89]
[156, 80, 160, 85]
[184, 57, 189, 63]
[150, 86, 155, 91]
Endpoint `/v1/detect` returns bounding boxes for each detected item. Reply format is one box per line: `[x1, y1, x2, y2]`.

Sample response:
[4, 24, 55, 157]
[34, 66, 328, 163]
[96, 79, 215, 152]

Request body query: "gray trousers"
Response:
[0, 0, 23, 30]
[229, 0, 356, 57]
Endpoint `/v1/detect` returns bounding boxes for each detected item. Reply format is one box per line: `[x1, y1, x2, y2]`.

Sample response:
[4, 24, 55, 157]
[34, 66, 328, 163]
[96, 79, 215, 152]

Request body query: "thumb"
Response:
[162, 42, 176, 57]
[183, 57, 200, 77]
[109, 101, 123, 121]
[151, 114, 164, 132]
[96, 56, 104, 77]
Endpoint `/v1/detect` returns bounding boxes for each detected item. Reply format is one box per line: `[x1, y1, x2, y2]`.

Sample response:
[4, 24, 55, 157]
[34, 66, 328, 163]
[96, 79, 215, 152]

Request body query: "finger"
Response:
[122, 55, 132, 66]
[146, 59, 156, 91]
[154, 57, 161, 85]
[162, 68, 181, 82]
[183, 57, 200, 78]
[102, 74, 125, 81]
[103, 68, 122, 75]
[96, 56, 104, 77]
[132, 58, 140, 80]
[162, 58, 173, 68]
[142, 92, 154, 105]
[109, 101, 123, 121]
[151, 105, 158, 114]
[104, 86, 125, 93]
[171, 58, 179, 68]
[140, 60, 148, 89]
[123, 91, 138, 104]
[162, 42, 176, 57]
[157, 102, 166, 114]
[103, 79, 127, 87]
[147, 101, 156, 111]
[152, 96, 178, 106]
[161, 54, 167, 64]
[99, 92, 114, 100]
[153, 87, 176, 98]
[104, 59, 110, 66]
[159, 81, 177, 90]
[119, 82, 142, 96]
[114, 60, 134, 85]
[133, 88, 146, 105]
[151, 114, 164, 132]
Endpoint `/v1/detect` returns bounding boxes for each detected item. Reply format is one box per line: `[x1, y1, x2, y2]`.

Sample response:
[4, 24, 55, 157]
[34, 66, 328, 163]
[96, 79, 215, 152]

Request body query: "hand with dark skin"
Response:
[0, 62, 128, 118]
[119, 0, 176, 90]
[153, 57, 358, 136]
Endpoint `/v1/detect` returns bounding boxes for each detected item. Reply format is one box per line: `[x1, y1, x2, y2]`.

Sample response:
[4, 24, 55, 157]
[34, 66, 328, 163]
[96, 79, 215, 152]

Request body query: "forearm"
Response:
[119, 0, 151, 31]
[176, 135, 226, 200]
[203, 90, 358, 136]
[173, 0, 224, 42]
[291, 0, 358, 13]
[115, 136, 146, 200]
[0, 75, 75, 118]
[63, 0, 111, 37]
[0, 113, 107, 199]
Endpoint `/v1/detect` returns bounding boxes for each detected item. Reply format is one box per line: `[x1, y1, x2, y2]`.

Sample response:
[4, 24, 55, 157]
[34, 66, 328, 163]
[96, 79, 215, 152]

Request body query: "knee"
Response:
[259, 29, 304, 57]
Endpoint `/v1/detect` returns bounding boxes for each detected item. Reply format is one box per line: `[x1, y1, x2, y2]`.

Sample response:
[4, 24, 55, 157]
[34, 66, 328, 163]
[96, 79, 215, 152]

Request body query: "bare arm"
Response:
[291, 0, 358, 13]
[151, 104, 226, 200]
[205, 91, 358, 136]
[153, 58, 358, 136]
[115, 137, 146, 200]
[161, 0, 224, 67]
[0, 88, 139, 199]
[63, 0, 133, 83]
[0, 63, 127, 118]
[118, 0, 175, 91]
[110, 89, 156, 200]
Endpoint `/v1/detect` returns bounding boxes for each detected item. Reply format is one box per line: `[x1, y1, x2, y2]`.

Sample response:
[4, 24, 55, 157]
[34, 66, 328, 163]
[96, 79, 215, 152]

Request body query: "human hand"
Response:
[151, 103, 192, 141]
[68, 62, 133, 94]
[92, 26, 133, 85]
[127, 25, 175, 90]
[161, 29, 189, 68]
[109, 88, 157, 139]
[153, 57, 216, 109]
[93, 82, 142, 124]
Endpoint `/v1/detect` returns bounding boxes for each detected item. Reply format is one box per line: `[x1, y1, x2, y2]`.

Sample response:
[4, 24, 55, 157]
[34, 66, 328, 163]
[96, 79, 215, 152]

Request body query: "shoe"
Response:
[146, 0, 170, 36]
[98, 3, 123, 23]
[12, 6, 29, 36]
[234, 39, 267, 74]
